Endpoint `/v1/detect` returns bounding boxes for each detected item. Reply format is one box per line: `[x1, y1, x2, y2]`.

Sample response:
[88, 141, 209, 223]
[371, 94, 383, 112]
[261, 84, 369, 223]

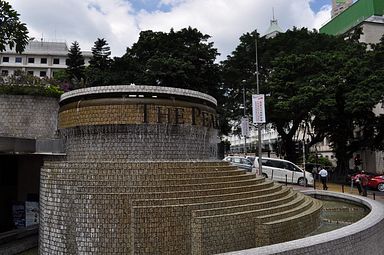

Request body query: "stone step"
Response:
[256, 195, 315, 223]
[191, 188, 298, 218]
[255, 198, 323, 246]
[41, 168, 250, 183]
[43, 161, 233, 173]
[75, 179, 273, 198]
[189, 193, 318, 255]
[132, 182, 285, 207]
[41, 175, 265, 192]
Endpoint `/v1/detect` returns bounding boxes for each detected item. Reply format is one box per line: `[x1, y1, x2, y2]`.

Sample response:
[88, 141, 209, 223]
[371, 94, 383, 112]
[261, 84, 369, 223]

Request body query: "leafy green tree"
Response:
[66, 41, 85, 86]
[86, 38, 112, 86]
[266, 52, 328, 162]
[89, 38, 111, 69]
[369, 35, 384, 151]
[109, 27, 230, 135]
[307, 154, 333, 167]
[112, 27, 220, 94]
[0, 0, 29, 53]
[221, 28, 342, 159]
[310, 40, 383, 176]
[222, 28, 384, 176]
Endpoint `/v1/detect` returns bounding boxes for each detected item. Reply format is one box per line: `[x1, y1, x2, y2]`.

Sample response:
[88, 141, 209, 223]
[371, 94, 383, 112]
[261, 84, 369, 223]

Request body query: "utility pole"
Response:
[255, 35, 263, 176]
[242, 80, 247, 156]
[303, 140, 306, 187]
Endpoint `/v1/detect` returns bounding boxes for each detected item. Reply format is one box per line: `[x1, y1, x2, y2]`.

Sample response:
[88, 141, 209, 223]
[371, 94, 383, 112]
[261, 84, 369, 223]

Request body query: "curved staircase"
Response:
[40, 161, 322, 254]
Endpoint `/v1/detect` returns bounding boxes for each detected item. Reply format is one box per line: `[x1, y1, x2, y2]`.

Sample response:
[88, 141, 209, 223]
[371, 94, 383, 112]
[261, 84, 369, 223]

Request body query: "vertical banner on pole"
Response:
[252, 94, 266, 124]
[241, 117, 250, 137]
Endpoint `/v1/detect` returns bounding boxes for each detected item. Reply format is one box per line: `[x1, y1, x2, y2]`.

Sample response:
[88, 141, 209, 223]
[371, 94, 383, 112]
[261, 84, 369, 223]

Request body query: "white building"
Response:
[0, 40, 92, 78]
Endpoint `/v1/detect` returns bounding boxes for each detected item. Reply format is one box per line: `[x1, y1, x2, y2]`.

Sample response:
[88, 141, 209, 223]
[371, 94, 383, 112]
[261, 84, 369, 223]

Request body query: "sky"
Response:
[8, 0, 334, 61]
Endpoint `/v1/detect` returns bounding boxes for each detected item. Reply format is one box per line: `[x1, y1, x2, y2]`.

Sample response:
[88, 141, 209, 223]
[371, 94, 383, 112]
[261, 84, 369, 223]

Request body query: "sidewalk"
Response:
[290, 180, 384, 204]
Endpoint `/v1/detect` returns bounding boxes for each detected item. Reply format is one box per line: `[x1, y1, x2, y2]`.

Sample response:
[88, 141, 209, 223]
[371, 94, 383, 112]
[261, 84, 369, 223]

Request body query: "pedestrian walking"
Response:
[355, 171, 369, 196]
[318, 167, 328, 190]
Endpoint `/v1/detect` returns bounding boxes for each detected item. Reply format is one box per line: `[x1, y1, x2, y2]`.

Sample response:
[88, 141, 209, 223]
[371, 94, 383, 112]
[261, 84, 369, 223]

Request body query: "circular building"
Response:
[39, 85, 322, 254]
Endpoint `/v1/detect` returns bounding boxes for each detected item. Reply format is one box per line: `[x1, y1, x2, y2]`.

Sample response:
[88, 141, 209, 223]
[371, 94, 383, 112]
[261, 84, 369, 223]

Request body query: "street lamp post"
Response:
[255, 36, 263, 176]
[242, 80, 247, 156]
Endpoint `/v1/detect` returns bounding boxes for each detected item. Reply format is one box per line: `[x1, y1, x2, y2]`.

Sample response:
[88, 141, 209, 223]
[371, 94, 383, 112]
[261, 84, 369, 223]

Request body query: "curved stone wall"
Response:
[0, 95, 59, 139]
[221, 191, 384, 255]
[40, 86, 322, 254]
[58, 88, 218, 161]
[39, 161, 323, 254]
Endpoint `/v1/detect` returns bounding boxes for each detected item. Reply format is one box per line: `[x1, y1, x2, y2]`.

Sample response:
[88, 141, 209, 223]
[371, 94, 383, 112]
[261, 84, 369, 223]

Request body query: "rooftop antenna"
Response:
[272, 7, 275, 20]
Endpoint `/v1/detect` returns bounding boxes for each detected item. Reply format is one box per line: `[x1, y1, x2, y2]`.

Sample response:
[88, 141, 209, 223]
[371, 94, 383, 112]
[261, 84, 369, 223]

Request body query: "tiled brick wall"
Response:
[40, 87, 323, 254]
[40, 161, 322, 255]
[0, 95, 58, 139]
[61, 124, 218, 161]
[221, 192, 384, 255]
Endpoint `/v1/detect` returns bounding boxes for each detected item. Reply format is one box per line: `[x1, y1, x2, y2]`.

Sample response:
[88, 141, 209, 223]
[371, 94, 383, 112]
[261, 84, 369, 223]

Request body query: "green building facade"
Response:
[320, 0, 384, 35]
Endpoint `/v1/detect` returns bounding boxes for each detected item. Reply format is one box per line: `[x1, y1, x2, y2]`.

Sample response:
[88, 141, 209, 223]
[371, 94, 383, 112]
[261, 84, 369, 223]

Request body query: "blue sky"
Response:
[128, 0, 172, 13]
[10, 0, 333, 60]
[310, 0, 331, 12]
[128, 0, 333, 15]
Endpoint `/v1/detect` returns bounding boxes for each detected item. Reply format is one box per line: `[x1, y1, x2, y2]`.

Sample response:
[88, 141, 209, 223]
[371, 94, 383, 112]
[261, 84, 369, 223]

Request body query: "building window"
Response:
[2, 57, 9, 62]
[40, 58, 47, 64]
[53, 58, 60, 64]
[65, 59, 69, 65]
[39, 71, 47, 77]
[28, 57, 35, 63]
[15, 57, 22, 63]
[1, 70, 8, 76]
[27, 71, 34, 76]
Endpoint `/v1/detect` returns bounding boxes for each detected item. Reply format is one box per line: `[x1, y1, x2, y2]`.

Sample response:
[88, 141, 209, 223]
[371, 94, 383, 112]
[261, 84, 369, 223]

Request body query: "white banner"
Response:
[241, 117, 250, 137]
[252, 94, 266, 124]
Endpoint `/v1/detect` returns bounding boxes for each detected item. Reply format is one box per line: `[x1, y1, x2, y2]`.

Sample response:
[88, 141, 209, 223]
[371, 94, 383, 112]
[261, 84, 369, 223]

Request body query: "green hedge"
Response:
[0, 84, 64, 98]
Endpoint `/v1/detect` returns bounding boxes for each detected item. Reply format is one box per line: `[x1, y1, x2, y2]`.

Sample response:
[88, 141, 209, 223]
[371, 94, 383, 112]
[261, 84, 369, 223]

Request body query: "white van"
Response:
[250, 157, 314, 186]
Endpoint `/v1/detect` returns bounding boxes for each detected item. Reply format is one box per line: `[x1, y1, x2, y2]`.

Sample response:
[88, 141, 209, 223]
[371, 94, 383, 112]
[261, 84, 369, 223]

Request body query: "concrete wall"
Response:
[222, 191, 384, 255]
[62, 125, 218, 161]
[0, 95, 59, 139]
[360, 21, 384, 45]
[39, 161, 322, 255]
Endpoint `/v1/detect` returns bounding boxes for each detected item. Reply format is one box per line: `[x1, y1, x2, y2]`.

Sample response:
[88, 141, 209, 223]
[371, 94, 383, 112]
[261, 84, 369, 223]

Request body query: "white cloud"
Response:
[8, 0, 330, 59]
[313, 5, 332, 29]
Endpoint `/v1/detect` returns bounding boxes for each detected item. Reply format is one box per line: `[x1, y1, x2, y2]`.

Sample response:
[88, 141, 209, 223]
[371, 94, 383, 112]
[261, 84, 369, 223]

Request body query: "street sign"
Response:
[252, 94, 265, 124]
[241, 117, 250, 137]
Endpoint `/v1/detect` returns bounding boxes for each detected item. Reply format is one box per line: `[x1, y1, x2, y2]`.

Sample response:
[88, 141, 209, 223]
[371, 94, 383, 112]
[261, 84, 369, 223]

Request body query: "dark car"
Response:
[223, 156, 253, 172]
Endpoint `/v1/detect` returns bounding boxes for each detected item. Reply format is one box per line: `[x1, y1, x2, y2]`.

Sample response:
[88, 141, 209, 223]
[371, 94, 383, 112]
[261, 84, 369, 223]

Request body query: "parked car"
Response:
[350, 172, 384, 192]
[348, 171, 377, 184]
[367, 175, 384, 192]
[250, 157, 314, 186]
[223, 156, 253, 172]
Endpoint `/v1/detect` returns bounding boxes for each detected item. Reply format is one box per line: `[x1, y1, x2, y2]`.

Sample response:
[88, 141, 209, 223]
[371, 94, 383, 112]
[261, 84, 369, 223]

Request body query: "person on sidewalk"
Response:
[355, 171, 369, 196]
[318, 167, 328, 190]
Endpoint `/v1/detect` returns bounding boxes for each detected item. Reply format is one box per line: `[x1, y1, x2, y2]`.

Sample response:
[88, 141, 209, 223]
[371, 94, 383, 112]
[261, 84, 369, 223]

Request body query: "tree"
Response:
[0, 0, 29, 53]
[66, 41, 85, 87]
[89, 38, 111, 69]
[369, 36, 384, 151]
[222, 28, 384, 177]
[309, 39, 384, 176]
[266, 52, 328, 162]
[221, 28, 343, 160]
[109, 27, 230, 135]
[86, 38, 112, 86]
[111, 27, 220, 94]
